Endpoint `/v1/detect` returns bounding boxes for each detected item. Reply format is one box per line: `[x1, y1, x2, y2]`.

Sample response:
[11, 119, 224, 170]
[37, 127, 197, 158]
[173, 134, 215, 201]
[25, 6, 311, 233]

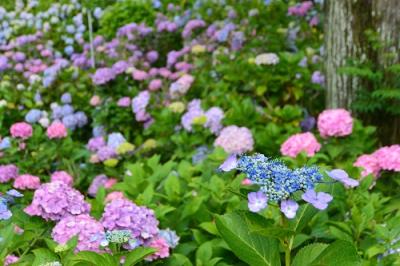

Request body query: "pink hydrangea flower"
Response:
[117, 97, 131, 107]
[148, 79, 162, 91]
[373, 145, 400, 172]
[52, 214, 105, 252]
[280, 132, 321, 158]
[51, 171, 73, 186]
[146, 237, 170, 261]
[4, 255, 19, 266]
[10, 122, 33, 139]
[317, 109, 353, 138]
[105, 191, 125, 202]
[104, 178, 117, 189]
[13, 174, 40, 190]
[90, 95, 102, 106]
[354, 145, 400, 178]
[0, 164, 18, 183]
[132, 69, 148, 80]
[24, 181, 90, 221]
[101, 199, 159, 243]
[214, 126, 254, 154]
[47, 122, 67, 139]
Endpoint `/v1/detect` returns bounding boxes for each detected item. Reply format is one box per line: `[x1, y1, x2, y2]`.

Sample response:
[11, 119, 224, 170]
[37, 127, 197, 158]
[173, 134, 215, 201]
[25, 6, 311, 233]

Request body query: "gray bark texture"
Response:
[324, 0, 400, 143]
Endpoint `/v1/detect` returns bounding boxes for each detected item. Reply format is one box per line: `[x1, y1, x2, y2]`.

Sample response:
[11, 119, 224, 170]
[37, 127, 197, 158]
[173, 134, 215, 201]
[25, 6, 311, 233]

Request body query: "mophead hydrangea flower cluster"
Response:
[317, 109, 353, 138]
[24, 181, 90, 221]
[354, 145, 400, 178]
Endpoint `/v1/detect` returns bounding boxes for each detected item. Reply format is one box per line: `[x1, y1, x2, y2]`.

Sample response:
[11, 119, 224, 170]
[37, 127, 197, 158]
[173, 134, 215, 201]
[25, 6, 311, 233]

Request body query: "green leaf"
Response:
[164, 174, 181, 199]
[123, 247, 156, 266]
[32, 248, 59, 266]
[312, 240, 360, 265]
[288, 204, 317, 233]
[245, 212, 295, 239]
[181, 197, 204, 220]
[292, 243, 329, 266]
[196, 241, 213, 264]
[164, 254, 192, 266]
[70, 251, 115, 266]
[216, 212, 280, 266]
[292, 240, 361, 266]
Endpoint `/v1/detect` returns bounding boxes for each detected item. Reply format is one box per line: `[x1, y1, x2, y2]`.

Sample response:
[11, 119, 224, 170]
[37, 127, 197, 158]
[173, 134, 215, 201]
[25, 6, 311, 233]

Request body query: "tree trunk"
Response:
[324, 0, 373, 109]
[372, 0, 400, 144]
[325, 0, 400, 144]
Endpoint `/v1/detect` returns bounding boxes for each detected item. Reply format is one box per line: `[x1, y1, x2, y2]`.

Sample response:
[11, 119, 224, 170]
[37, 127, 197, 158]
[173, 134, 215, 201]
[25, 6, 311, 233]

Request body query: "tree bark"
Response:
[325, 0, 400, 143]
[324, 0, 373, 109]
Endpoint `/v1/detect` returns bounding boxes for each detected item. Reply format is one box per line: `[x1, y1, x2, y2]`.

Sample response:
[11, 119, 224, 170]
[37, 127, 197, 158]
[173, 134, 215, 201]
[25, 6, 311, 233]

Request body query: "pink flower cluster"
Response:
[146, 237, 170, 261]
[280, 132, 321, 158]
[52, 214, 105, 252]
[214, 125, 254, 154]
[51, 171, 74, 186]
[354, 145, 400, 177]
[24, 181, 90, 221]
[10, 122, 32, 139]
[4, 255, 19, 266]
[100, 199, 160, 243]
[47, 122, 67, 139]
[288, 1, 313, 16]
[317, 109, 353, 138]
[0, 164, 18, 183]
[13, 174, 40, 190]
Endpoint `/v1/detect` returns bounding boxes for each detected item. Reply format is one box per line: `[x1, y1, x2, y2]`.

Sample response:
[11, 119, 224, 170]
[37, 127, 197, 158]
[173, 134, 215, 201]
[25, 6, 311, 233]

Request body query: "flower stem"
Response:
[285, 247, 291, 266]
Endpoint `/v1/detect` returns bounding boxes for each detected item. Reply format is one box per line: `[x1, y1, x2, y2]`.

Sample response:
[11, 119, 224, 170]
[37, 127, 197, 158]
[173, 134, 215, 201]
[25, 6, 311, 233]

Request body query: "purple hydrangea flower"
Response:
[97, 146, 117, 161]
[311, 71, 325, 85]
[92, 67, 116, 85]
[302, 189, 332, 210]
[101, 199, 160, 244]
[326, 169, 359, 188]
[248, 191, 268, 212]
[88, 175, 109, 197]
[280, 199, 299, 219]
[300, 116, 316, 132]
[87, 137, 106, 152]
[205, 107, 224, 134]
[0, 165, 19, 183]
[52, 214, 105, 252]
[24, 181, 90, 221]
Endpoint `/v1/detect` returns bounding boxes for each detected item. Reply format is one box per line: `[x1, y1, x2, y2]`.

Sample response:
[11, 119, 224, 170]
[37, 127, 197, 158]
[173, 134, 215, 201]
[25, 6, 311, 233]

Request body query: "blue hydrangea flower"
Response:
[0, 198, 12, 220]
[0, 137, 11, 150]
[25, 109, 42, 123]
[61, 93, 72, 104]
[159, 229, 180, 248]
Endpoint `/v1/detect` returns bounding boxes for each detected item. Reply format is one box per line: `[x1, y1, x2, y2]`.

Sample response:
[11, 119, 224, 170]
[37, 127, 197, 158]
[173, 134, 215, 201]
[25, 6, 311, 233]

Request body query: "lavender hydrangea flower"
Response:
[92, 67, 116, 85]
[280, 199, 299, 219]
[326, 169, 359, 188]
[302, 189, 333, 210]
[0, 137, 11, 150]
[247, 191, 268, 212]
[219, 154, 238, 172]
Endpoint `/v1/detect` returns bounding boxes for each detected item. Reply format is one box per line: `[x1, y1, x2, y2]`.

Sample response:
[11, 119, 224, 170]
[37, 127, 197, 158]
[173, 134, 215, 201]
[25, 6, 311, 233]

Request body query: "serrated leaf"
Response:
[216, 212, 280, 266]
[32, 248, 59, 266]
[292, 243, 329, 266]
